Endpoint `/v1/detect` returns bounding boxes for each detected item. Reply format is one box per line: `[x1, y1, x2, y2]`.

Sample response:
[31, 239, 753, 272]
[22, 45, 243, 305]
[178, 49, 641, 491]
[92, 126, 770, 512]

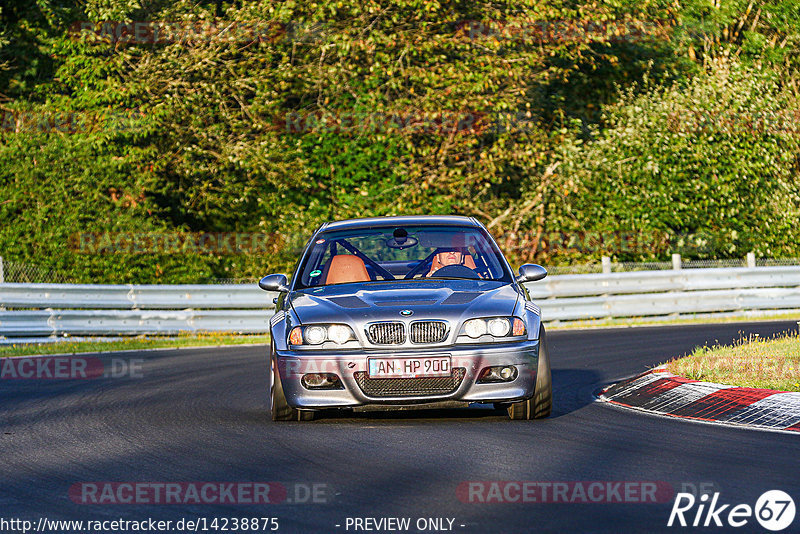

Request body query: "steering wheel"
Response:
[427, 264, 481, 280]
[403, 251, 438, 279]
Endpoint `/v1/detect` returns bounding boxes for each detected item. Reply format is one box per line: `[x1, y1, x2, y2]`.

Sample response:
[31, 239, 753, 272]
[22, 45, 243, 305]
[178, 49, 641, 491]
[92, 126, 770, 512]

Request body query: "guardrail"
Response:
[0, 284, 273, 309]
[1, 266, 799, 337]
[527, 266, 800, 320]
[0, 309, 268, 337]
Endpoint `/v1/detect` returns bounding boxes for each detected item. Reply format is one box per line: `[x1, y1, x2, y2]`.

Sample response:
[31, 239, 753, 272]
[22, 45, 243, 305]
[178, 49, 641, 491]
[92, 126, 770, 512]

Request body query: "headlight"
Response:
[459, 317, 526, 341]
[288, 324, 357, 347]
[463, 319, 488, 338]
[488, 318, 510, 337]
[304, 325, 327, 345]
[327, 324, 352, 344]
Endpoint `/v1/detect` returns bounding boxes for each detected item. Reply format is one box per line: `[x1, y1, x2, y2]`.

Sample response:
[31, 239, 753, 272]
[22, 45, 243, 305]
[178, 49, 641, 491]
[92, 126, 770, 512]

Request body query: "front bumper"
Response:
[273, 339, 540, 409]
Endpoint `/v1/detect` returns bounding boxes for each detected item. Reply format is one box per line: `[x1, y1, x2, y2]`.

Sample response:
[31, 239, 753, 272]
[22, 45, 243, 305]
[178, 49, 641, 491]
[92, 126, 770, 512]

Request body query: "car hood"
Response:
[289, 280, 520, 324]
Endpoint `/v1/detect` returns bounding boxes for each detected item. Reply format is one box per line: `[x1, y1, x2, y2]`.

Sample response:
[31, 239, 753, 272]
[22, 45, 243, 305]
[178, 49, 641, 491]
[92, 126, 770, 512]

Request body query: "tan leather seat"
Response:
[428, 251, 477, 277]
[325, 255, 370, 284]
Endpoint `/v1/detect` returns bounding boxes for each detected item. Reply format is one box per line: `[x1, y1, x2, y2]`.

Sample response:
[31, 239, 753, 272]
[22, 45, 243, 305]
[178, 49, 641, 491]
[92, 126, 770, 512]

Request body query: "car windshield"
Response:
[295, 225, 512, 288]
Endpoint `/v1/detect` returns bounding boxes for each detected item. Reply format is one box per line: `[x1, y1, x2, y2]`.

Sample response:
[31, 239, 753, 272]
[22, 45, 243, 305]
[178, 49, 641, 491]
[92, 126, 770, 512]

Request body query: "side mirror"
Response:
[516, 264, 547, 283]
[258, 274, 289, 292]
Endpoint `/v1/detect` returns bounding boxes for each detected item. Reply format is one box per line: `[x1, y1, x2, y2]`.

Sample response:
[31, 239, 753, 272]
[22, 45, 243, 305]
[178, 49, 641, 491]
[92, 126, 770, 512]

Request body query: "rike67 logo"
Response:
[668, 490, 795, 531]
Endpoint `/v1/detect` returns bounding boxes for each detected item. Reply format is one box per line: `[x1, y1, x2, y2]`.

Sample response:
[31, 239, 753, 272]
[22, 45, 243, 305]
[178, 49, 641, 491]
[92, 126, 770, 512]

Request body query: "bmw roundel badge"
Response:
[400, 309, 414, 316]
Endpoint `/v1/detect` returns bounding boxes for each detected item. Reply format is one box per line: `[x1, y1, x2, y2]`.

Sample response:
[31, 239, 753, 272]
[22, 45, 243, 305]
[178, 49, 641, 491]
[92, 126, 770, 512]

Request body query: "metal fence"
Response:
[529, 266, 800, 321]
[0, 257, 262, 285]
[0, 258, 76, 284]
[1, 260, 799, 338]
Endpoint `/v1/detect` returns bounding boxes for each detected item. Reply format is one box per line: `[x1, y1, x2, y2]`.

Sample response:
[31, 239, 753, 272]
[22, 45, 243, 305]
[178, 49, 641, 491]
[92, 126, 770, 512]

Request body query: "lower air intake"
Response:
[353, 368, 466, 398]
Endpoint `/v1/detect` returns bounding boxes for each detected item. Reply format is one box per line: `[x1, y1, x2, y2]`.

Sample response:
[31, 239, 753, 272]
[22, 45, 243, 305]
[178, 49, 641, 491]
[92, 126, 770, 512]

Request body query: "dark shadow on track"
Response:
[313, 405, 505, 422]
[549, 368, 603, 419]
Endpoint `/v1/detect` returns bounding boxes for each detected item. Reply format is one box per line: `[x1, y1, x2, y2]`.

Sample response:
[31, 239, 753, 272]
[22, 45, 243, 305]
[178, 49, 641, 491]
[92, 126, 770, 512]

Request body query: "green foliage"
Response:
[556, 58, 800, 261]
[0, 0, 798, 281]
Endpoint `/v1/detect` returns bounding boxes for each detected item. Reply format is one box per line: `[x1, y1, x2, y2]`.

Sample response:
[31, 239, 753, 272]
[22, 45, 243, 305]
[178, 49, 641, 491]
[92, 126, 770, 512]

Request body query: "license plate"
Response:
[368, 356, 451, 379]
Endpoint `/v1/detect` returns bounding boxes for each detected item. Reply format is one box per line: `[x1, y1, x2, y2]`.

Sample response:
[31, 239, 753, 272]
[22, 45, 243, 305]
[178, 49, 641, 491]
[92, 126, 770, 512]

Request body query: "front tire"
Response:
[508, 324, 552, 420]
[270, 343, 314, 422]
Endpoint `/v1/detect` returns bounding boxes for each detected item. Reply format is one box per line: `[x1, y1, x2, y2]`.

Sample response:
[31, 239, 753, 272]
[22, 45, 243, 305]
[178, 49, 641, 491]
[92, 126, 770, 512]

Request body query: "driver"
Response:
[426, 247, 478, 277]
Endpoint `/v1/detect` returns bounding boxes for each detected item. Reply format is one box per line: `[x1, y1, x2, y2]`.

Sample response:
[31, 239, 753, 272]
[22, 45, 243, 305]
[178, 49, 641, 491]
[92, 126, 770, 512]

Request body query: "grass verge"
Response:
[663, 331, 800, 391]
[548, 312, 800, 330]
[0, 333, 271, 358]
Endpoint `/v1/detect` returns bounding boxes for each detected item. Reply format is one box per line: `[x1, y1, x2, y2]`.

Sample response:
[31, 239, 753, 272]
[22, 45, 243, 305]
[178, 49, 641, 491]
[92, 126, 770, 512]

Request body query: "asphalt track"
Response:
[2, 321, 800, 534]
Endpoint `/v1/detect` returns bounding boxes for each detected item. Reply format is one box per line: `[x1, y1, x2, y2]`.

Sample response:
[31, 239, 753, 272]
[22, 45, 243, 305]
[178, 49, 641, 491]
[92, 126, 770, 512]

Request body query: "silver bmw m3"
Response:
[259, 215, 551, 421]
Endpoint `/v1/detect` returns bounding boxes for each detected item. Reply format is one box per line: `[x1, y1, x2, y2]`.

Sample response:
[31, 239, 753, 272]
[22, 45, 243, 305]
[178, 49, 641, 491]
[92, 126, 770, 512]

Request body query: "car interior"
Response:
[319, 248, 484, 286]
[299, 228, 505, 288]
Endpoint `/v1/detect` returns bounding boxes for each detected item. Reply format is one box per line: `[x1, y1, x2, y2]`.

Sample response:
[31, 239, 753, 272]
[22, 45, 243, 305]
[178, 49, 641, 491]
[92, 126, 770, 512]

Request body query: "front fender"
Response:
[513, 299, 542, 341]
[270, 309, 296, 352]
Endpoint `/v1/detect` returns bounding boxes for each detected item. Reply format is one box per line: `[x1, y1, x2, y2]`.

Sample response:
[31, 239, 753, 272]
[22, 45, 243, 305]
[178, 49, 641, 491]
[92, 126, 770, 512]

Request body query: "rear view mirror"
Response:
[258, 274, 289, 292]
[516, 264, 547, 283]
